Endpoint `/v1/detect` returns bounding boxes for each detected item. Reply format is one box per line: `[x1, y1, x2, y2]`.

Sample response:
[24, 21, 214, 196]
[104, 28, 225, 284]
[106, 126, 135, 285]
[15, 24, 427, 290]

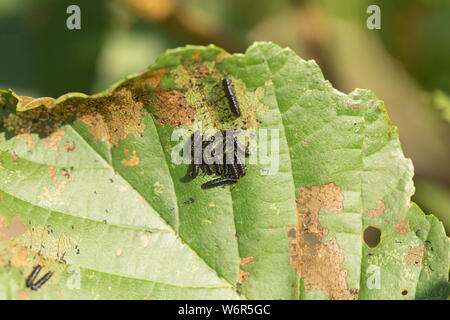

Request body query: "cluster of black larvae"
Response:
[25, 264, 54, 291]
[188, 78, 250, 189]
[188, 130, 250, 189]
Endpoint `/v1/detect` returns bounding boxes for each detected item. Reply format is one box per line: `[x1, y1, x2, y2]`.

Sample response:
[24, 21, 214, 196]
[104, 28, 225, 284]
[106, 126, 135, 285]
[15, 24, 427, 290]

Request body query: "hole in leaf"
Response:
[363, 226, 382, 248]
[401, 289, 409, 296]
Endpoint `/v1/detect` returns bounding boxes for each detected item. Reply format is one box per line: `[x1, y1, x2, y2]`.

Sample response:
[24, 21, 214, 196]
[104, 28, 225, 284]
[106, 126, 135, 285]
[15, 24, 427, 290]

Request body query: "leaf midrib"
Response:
[255, 46, 301, 299]
[66, 118, 245, 298]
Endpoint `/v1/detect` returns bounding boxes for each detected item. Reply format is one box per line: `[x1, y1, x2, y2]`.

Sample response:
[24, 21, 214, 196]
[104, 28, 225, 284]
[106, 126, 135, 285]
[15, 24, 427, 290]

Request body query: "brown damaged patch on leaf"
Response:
[152, 90, 196, 126]
[215, 51, 230, 63]
[1, 70, 169, 147]
[0, 216, 27, 239]
[137, 68, 167, 89]
[61, 168, 75, 181]
[18, 134, 35, 148]
[62, 141, 76, 152]
[11, 245, 29, 268]
[196, 65, 210, 77]
[18, 289, 31, 300]
[238, 269, 250, 284]
[77, 88, 147, 147]
[43, 186, 53, 201]
[55, 181, 67, 197]
[41, 128, 65, 153]
[239, 256, 254, 266]
[78, 113, 109, 141]
[238, 256, 254, 285]
[394, 218, 411, 234]
[191, 50, 203, 61]
[287, 183, 358, 300]
[366, 200, 386, 218]
[10, 153, 18, 162]
[121, 149, 140, 167]
[44, 183, 68, 200]
[405, 244, 425, 266]
[48, 166, 58, 182]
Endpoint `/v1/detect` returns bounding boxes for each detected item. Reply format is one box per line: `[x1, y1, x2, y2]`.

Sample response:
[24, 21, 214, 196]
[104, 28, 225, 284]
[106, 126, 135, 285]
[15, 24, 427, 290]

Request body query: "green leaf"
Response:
[0, 42, 448, 300]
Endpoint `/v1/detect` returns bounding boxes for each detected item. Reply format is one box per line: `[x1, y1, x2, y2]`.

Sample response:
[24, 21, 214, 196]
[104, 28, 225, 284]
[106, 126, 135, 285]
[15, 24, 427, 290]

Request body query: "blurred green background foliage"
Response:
[0, 0, 449, 233]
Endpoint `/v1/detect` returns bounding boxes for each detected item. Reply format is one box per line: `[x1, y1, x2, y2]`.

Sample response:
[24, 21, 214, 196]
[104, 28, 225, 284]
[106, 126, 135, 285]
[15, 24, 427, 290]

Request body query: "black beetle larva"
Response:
[222, 78, 241, 117]
[30, 271, 54, 291]
[222, 163, 229, 176]
[201, 177, 238, 189]
[234, 136, 251, 157]
[189, 164, 200, 178]
[228, 163, 240, 179]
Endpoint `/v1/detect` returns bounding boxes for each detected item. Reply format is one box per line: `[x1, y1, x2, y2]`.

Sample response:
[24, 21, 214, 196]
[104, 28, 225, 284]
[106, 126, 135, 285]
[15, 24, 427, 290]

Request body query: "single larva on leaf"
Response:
[222, 78, 241, 117]
[189, 163, 200, 178]
[201, 177, 238, 189]
[30, 271, 54, 291]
